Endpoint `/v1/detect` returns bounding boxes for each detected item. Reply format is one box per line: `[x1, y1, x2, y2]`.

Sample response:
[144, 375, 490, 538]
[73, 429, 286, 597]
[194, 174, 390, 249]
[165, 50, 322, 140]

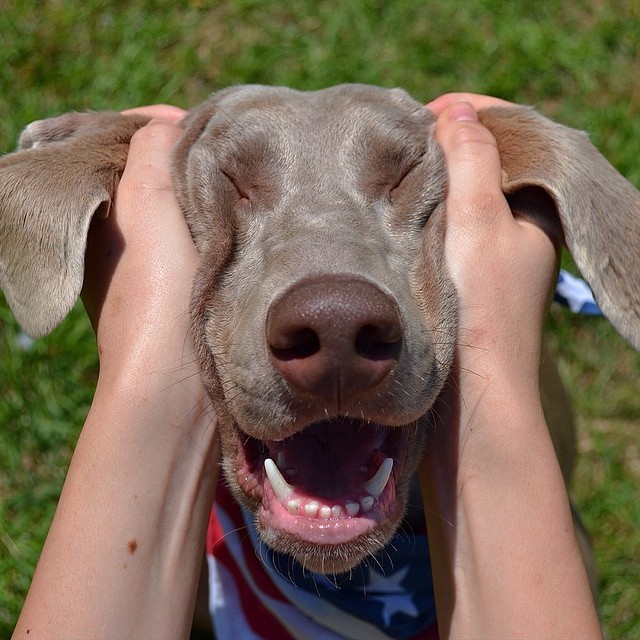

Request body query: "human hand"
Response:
[428, 95, 560, 408]
[421, 94, 561, 484]
[81, 105, 201, 389]
[420, 91, 562, 506]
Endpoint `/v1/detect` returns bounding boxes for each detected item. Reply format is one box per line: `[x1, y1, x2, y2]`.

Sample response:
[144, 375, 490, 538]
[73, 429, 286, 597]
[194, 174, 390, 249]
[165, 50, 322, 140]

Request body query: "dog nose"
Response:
[266, 276, 402, 403]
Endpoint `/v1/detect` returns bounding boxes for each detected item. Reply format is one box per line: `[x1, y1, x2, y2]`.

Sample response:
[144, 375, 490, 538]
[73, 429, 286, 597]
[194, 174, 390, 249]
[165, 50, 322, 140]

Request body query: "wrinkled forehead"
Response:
[200, 84, 435, 156]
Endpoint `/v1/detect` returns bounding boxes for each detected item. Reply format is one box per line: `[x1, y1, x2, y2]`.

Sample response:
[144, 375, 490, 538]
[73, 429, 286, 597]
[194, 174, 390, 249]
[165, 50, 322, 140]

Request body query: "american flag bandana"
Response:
[207, 483, 438, 640]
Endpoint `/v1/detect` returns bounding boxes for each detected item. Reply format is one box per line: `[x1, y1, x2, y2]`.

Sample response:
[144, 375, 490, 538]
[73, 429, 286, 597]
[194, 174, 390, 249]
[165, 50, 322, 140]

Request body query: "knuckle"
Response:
[131, 118, 180, 146]
[468, 190, 505, 217]
[454, 194, 507, 233]
[447, 187, 509, 233]
[449, 120, 498, 152]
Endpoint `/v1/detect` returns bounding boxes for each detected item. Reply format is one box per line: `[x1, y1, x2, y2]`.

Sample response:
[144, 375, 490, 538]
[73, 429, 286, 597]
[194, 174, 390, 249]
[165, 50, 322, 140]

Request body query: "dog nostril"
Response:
[270, 328, 320, 361]
[266, 276, 403, 400]
[355, 324, 402, 361]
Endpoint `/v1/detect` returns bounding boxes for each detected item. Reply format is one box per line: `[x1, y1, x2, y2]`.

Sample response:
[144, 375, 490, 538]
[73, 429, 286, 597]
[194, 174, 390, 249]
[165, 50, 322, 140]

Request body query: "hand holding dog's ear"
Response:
[12, 111, 219, 640]
[0, 112, 153, 337]
[81, 114, 202, 380]
[430, 92, 640, 351]
[432, 99, 560, 387]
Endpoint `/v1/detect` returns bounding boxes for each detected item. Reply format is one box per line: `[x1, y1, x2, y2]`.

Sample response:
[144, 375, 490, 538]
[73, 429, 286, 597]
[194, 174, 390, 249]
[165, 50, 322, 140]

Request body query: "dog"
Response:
[1, 85, 639, 634]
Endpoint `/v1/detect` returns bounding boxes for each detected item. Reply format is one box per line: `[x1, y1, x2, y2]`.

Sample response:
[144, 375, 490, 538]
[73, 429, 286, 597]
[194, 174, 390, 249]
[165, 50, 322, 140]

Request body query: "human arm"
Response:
[419, 96, 601, 638]
[13, 108, 219, 639]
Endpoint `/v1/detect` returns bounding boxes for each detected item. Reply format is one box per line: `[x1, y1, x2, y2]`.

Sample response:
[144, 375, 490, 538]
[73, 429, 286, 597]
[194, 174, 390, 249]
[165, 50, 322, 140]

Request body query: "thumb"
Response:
[119, 118, 183, 194]
[434, 101, 506, 237]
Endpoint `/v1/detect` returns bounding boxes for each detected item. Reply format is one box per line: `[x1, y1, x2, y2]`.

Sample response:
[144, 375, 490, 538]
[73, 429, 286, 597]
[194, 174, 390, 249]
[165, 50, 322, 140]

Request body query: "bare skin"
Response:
[420, 96, 602, 639]
[13, 107, 219, 640]
[13, 98, 601, 639]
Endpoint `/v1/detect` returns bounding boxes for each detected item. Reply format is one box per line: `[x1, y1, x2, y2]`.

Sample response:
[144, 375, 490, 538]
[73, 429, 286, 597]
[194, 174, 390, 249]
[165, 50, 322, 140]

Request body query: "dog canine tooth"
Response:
[264, 458, 294, 500]
[305, 501, 319, 517]
[345, 500, 360, 517]
[266, 455, 392, 520]
[360, 496, 374, 512]
[362, 457, 393, 499]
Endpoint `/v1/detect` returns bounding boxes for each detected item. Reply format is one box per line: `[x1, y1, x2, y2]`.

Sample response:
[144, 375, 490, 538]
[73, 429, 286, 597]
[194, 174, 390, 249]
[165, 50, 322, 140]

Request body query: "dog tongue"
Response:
[264, 419, 387, 499]
[258, 420, 399, 545]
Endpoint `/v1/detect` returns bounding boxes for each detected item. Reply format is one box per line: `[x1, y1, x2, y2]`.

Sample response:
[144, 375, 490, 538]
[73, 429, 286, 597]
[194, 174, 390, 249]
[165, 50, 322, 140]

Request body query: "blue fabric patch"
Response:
[554, 270, 602, 316]
[267, 532, 437, 639]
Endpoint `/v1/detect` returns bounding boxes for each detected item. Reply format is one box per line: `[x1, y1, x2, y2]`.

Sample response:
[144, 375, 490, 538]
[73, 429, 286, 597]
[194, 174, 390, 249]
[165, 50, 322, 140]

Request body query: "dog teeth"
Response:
[265, 456, 393, 520]
[304, 501, 319, 517]
[264, 458, 294, 500]
[286, 499, 301, 514]
[360, 496, 374, 512]
[362, 458, 393, 499]
[345, 500, 360, 516]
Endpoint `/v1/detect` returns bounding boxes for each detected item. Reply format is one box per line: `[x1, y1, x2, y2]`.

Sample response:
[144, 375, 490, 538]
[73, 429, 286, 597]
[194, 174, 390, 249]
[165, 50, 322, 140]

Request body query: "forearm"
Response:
[421, 379, 601, 639]
[13, 367, 218, 640]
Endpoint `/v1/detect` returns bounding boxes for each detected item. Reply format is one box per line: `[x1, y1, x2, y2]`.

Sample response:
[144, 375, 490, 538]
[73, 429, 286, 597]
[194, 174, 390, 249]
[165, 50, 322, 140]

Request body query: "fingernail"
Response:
[448, 101, 478, 122]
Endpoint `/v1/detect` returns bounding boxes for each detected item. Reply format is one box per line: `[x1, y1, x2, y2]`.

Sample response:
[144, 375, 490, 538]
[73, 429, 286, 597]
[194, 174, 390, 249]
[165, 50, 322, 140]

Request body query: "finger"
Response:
[121, 104, 187, 123]
[99, 118, 184, 255]
[435, 101, 506, 231]
[120, 118, 183, 192]
[427, 92, 514, 116]
[83, 119, 190, 331]
[119, 119, 195, 258]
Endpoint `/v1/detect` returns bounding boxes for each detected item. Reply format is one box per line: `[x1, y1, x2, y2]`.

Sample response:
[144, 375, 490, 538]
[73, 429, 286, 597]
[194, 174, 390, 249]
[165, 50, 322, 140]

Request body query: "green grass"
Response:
[1, 1, 639, 637]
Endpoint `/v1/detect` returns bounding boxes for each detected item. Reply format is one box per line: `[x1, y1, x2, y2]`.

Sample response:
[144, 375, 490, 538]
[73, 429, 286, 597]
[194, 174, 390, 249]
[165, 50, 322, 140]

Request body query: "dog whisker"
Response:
[211, 522, 249, 553]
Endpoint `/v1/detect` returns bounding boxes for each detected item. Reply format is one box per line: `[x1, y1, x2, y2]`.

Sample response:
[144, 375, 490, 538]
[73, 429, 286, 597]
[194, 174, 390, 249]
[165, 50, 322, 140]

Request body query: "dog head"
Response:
[1, 84, 638, 574]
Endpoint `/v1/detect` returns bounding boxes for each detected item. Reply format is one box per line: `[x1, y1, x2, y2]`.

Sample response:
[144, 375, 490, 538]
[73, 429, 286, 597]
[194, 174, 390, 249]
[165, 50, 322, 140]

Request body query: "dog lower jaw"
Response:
[227, 418, 415, 573]
[258, 455, 398, 546]
[258, 522, 398, 576]
[256, 456, 406, 574]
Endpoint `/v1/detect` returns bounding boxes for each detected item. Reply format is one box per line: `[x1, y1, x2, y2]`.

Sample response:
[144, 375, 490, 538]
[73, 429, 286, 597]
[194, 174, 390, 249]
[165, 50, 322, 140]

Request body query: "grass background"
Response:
[1, 0, 638, 636]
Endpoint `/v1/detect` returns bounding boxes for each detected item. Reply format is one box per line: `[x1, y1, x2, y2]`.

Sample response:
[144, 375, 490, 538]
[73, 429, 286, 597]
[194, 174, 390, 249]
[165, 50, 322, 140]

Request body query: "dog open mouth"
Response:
[234, 418, 411, 546]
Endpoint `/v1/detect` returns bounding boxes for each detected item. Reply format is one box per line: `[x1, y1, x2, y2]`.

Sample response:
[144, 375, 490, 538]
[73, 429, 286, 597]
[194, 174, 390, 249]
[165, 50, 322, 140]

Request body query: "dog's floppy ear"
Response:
[479, 106, 640, 350]
[0, 112, 148, 337]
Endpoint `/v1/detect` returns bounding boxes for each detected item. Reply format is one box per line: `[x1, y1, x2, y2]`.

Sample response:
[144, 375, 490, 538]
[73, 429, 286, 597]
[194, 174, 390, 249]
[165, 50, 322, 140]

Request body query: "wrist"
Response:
[94, 328, 217, 450]
[421, 363, 551, 535]
[17, 369, 219, 640]
[95, 312, 202, 396]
